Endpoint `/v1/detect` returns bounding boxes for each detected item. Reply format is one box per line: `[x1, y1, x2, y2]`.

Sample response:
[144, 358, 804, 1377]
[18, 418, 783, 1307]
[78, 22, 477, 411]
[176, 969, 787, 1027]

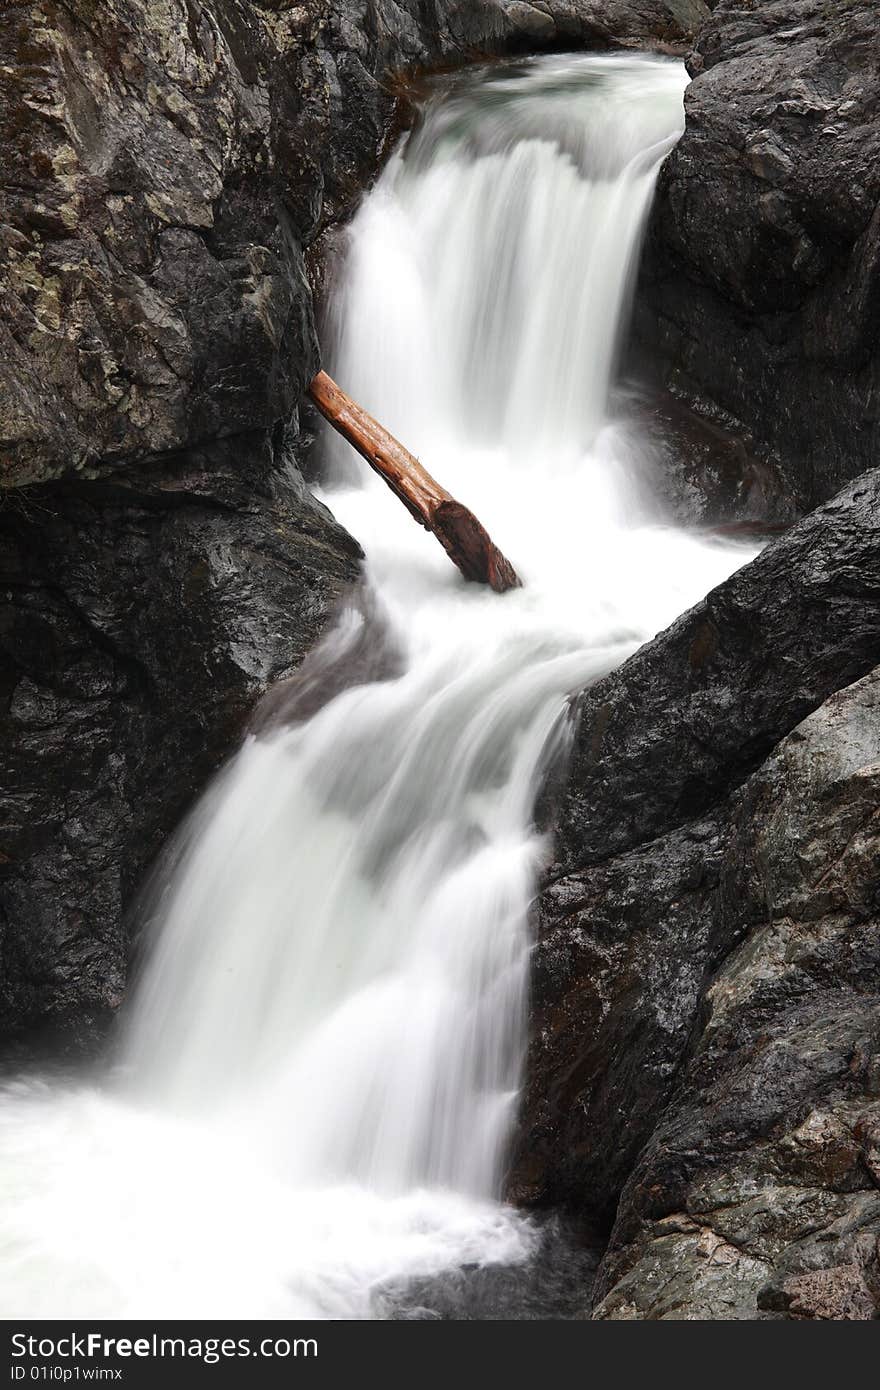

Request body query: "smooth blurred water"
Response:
[0, 54, 756, 1319]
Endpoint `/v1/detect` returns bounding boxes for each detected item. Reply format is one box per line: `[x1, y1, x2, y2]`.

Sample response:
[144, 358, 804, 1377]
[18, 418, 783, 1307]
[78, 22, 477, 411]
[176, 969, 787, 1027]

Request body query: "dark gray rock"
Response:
[0, 441, 360, 1053]
[509, 815, 728, 1222]
[554, 468, 880, 878]
[637, 0, 880, 511]
[619, 386, 797, 528]
[494, 1, 710, 49]
[1, 0, 315, 485]
[511, 600, 880, 1318]
[593, 665, 880, 1319]
[511, 470, 880, 1223]
[1, 0, 711, 488]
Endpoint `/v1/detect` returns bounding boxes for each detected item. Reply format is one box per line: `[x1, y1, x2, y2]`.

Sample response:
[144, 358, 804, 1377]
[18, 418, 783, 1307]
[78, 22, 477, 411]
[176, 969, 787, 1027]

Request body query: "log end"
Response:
[310, 369, 521, 593]
[432, 500, 521, 594]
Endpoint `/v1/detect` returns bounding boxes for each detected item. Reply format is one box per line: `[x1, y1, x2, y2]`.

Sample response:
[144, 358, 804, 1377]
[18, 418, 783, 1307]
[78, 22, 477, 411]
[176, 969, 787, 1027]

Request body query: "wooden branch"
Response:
[308, 370, 521, 593]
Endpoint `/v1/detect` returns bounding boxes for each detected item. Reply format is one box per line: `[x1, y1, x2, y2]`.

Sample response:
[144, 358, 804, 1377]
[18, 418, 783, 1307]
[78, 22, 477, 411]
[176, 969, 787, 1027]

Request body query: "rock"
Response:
[509, 815, 729, 1222]
[0, 0, 361, 1053]
[591, 1226, 771, 1321]
[502, 3, 558, 45]
[554, 468, 880, 878]
[0, 0, 483, 486]
[513, 654, 880, 1319]
[1, 0, 314, 486]
[0, 440, 360, 1053]
[501, 1, 712, 50]
[512, 470, 880, 1222]
[592, 653, 880, 1318]
[618, 386, 797, 527]
[761, 1250, 880, 1321]
[636, 0, 880, 511]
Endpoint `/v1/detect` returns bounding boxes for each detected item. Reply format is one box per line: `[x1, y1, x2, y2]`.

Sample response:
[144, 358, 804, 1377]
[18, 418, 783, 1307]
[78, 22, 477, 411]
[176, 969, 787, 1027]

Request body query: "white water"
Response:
[0, 55, 756, 1319]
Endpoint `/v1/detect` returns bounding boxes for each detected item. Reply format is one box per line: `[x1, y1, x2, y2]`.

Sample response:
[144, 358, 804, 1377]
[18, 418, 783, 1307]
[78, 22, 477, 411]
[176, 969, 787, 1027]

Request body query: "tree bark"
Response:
[308, 370, 521, 593]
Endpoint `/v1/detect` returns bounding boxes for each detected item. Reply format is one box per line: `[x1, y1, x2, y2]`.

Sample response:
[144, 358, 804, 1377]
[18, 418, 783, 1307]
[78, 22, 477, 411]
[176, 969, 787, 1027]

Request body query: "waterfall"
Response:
[0, 54, 755, 1319]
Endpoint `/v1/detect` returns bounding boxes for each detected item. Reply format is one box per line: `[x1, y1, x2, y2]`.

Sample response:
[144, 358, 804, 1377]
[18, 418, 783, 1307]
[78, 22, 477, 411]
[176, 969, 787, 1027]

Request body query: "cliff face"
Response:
[637, 0, 880, 510]
[593, 665, 880, 1320]
[0, 450, 361, 1053]
[0, 1, 379, 1052]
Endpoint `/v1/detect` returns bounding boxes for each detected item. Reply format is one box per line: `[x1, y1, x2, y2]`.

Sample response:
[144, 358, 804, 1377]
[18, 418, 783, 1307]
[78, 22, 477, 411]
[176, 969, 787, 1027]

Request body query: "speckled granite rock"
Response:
[0, 1, 710, 1049]
[594, 665, 880, 1319]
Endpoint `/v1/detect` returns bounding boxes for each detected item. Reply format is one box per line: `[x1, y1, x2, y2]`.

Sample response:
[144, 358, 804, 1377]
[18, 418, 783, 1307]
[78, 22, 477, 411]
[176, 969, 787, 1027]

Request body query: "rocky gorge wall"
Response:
[2, 0, 879, 1323]
[512, 471, 880, 1317]
[1, 0, 709, 1050]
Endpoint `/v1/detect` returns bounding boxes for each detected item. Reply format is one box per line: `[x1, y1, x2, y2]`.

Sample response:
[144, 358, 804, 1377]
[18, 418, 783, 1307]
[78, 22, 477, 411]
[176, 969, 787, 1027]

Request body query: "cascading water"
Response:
[0, 54, 757, 1319]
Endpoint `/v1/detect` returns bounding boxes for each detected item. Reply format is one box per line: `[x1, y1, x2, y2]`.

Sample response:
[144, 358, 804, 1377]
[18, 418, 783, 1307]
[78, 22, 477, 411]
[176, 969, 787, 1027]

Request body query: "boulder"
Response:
[512, 470, 880, 1214]
[510, 509, 880, 1317]
[0, 441, 360, 1052]
[637, 0, 880, 510]
[554, 468, 880, 879]
[594, 665, 880, 1318]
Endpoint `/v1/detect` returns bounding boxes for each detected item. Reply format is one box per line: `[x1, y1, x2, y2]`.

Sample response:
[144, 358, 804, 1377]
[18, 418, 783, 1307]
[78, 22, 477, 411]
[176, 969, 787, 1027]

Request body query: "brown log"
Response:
[308, 370, 521, 593]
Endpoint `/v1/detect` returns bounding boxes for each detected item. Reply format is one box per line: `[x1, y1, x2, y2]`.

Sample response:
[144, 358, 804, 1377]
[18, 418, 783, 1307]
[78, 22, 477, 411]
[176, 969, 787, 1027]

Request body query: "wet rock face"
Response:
[0, 444, 360, 1053]
[1, 0, 313, 485]
[0, 0, 467, 485]
[594, 667, 880, 1319]
[511, 816, 728, 1226]
[621, 387, 797, 528]
[512, 479, 880, 1318]
[637, 0, 880, 510]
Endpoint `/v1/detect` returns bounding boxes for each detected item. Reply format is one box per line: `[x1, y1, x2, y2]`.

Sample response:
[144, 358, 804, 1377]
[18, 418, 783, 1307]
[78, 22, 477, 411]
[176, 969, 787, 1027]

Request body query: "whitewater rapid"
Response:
[0, 54, 755, 1319]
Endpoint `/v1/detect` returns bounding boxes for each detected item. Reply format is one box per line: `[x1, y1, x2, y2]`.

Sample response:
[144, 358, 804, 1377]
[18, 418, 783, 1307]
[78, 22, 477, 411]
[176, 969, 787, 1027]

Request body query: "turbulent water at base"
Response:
[0, 55, 757, 1319]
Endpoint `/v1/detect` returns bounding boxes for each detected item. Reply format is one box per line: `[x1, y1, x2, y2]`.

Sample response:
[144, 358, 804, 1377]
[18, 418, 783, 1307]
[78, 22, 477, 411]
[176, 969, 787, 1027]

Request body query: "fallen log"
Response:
[308, 370, 521, 593]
